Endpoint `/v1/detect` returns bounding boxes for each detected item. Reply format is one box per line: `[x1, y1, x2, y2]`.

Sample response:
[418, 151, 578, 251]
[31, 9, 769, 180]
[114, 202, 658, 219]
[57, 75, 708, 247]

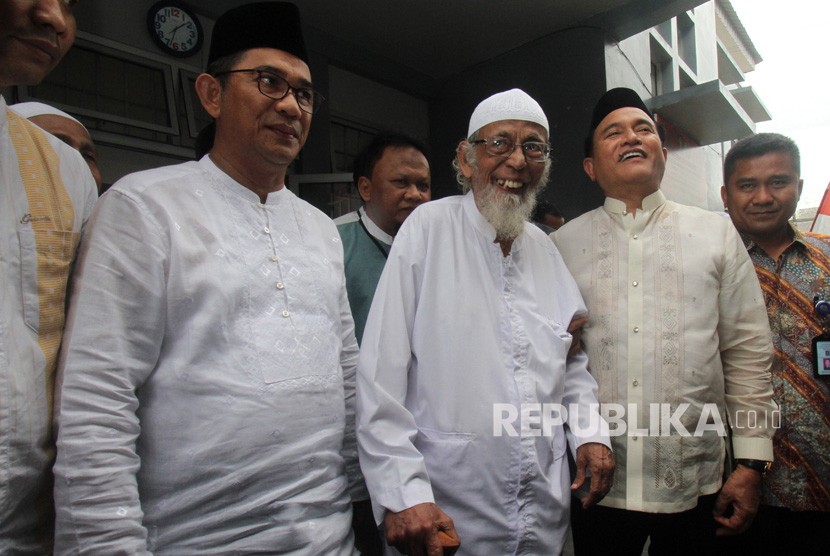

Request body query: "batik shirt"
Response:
[744, 225, 830, 511]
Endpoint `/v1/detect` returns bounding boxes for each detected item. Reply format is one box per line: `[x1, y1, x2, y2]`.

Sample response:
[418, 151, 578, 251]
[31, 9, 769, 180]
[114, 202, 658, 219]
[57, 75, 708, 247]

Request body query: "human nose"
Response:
[33, 0, 70, 35]
[273, 89, 303, 118]
[505, 142, 528, 169]
[403, 184, 424, 201]
[752, 185, 774, 204]
[621, 127, 641, 144]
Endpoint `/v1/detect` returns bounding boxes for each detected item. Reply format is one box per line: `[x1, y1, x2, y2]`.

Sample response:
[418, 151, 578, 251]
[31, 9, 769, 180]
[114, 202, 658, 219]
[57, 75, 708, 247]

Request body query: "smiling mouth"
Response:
[497, 178, 524, 190]
[620, 150, 645, 162]
[270, 124, 299, 139]
[17, 36, 60, 60]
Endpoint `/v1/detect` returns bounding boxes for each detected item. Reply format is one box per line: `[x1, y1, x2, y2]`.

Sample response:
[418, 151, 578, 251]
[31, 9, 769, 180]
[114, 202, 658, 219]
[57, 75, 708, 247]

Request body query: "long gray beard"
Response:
[476, 182, 542, 241]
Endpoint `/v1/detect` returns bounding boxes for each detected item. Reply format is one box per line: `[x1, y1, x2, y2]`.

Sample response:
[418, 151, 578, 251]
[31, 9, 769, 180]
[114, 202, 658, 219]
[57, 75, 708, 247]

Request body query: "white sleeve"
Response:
[717, 222, 776, 460]
[355, 222, 434, 524]
[54, 188, 166, 555]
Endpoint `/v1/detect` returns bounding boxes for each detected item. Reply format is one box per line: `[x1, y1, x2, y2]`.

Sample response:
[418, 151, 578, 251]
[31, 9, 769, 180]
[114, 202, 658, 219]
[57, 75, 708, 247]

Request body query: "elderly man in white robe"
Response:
[356, 89, 614, 555]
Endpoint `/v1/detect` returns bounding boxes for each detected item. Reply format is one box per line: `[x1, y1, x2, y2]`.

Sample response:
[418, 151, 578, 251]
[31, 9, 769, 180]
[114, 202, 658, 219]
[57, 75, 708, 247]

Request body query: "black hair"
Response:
[352, 131, 430, 184]
[532, 201, 563, 223]
[723, 132, 800, 184]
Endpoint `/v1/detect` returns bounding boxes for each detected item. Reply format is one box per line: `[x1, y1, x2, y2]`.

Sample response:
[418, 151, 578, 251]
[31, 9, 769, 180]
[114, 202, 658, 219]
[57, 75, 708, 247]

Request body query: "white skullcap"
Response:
[11, 102, 85, 128]
[467, 88, 549, 137]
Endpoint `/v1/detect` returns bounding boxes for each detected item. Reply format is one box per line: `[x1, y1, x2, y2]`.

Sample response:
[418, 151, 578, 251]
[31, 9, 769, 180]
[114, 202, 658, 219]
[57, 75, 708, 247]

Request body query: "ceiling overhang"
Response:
[647, 80, 758, 145]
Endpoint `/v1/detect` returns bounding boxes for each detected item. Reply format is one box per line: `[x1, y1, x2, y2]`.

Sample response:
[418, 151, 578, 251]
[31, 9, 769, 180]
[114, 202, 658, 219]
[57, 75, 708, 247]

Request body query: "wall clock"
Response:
[147, 1, 203, 58]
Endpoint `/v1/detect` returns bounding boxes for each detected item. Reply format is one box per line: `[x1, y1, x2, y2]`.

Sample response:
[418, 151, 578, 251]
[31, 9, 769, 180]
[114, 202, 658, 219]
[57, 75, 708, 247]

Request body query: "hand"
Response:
[384, 502, 460, 556]
[571, 442, 615, 508]
[567, 315, 589, 358]
[713, 464, 762, 536]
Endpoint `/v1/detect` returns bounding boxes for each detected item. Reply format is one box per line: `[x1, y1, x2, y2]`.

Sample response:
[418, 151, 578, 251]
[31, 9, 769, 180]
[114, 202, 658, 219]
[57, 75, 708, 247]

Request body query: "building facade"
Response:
[6, 0, 766, 217]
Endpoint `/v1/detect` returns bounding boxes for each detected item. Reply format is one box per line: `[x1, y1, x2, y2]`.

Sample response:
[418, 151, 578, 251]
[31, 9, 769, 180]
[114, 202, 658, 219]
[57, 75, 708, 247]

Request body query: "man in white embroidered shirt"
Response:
[553, 87, 777, 555]
[53, 3, 361, 553]
[356, 89, 614, 555]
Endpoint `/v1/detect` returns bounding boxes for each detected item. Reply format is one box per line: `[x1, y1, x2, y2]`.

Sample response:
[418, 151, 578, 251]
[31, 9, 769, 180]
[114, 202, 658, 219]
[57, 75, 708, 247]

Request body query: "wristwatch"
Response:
[734, 458, 772, 475]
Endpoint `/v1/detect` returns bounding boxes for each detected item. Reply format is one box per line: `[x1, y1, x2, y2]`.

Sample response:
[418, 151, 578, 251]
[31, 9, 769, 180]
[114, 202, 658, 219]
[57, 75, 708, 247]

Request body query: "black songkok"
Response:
[584, 87, 655, 156]
[208, 2, 308, 66]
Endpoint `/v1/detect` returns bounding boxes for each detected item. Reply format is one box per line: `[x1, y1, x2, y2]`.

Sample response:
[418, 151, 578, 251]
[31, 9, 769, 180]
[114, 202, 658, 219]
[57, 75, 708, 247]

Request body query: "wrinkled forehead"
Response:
[476, 119, 548, 141]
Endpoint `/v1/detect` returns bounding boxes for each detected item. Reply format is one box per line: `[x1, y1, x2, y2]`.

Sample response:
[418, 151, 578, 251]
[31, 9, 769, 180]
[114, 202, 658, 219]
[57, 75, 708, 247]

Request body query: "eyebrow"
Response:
[599, 117, 655, 136]
[487, 130, 545, 142]
[254, 65, 314, 88]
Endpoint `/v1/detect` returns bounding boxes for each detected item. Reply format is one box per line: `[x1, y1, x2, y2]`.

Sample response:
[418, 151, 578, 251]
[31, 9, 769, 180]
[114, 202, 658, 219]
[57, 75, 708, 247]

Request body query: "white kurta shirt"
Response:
[53, 156, 360, 554]
[553, 190, 776, 513]
[357, 192, 609, 555]
[0, 97, 97, 554]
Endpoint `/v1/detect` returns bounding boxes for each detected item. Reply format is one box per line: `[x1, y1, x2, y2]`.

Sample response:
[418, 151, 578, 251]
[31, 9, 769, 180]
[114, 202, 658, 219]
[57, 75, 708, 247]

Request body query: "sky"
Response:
[728, 0, 830, 209]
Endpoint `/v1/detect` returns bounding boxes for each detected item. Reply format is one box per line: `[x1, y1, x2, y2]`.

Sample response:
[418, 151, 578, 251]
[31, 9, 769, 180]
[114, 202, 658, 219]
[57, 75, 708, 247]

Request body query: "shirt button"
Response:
[632, 234, 639, 239]
[276, 282, 285, 290]
[264, 226, 271, 234]
[632, 281, 638, 287]
[623, 210, 628, 215]
[281, 310, 290, 318]
[632, 436, 638, 441]
[270, 256, 278, 262]
[633, 327, 640, 333]
[633, 379, 639, 386]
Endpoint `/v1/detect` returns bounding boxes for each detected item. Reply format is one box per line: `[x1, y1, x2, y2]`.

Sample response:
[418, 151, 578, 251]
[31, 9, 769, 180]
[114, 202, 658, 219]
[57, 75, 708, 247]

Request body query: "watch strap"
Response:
[734, 458, 772, 475]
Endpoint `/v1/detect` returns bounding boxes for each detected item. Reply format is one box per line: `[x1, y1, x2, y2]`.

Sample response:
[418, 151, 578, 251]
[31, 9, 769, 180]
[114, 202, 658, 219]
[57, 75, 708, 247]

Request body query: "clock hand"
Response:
[168, 22, 187, 42]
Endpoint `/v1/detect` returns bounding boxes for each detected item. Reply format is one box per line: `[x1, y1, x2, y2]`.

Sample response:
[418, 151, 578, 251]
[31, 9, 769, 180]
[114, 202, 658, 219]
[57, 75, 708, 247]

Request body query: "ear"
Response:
[195, 73, 222, 119]
[720, 185, 728, 209]
[583, 157, 596, 182]
[357, 176, 371, 203]
[457, 142, 474, 179]
[797, 178, 804, 200]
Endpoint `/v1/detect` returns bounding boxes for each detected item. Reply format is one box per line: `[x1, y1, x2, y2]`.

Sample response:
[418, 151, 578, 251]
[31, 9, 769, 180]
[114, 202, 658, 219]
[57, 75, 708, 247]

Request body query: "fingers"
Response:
[571, 453, 587, 491]
[712, 491, 730, 518]
[384, 503, 459, 556]
[574, 444, 615, 508]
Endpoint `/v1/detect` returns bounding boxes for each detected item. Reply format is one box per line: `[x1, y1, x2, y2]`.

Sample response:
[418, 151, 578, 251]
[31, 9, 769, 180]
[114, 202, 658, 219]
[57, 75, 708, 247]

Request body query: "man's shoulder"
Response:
[405, 195, 464, 224]
[555, 208, 601, 237]
[801, 232, 830, 256]
[109, 160, 202, 196]
[334, 210, 359, 227]
[4, 114, 98, 214]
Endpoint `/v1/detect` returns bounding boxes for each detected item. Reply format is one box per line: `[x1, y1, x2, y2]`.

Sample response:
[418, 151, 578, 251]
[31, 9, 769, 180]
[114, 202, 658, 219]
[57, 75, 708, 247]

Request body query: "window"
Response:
[19, 37, 178, 135]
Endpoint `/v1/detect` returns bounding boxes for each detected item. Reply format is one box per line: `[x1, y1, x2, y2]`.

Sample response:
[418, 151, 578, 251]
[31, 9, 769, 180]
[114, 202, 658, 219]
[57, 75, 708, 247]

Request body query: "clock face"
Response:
[147, 1, 203, 57]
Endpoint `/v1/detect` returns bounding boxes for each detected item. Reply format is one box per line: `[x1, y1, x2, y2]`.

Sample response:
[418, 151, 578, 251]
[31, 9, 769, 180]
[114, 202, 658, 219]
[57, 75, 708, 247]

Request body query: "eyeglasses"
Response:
[469, 136, 551, 162]
[213, 69, 325, 114]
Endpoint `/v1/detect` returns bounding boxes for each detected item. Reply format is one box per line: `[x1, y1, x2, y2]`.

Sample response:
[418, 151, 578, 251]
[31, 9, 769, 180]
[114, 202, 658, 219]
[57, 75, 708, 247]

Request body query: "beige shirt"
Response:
[554, 190, 776, 513]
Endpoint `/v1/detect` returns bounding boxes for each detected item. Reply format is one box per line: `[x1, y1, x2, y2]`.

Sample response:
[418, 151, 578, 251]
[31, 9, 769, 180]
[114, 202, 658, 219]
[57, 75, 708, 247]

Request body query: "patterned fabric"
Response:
[1, 97, 97, 555]
[0, 97, 97, 554]
[744, 227, 830, 511]
[53, 156, 360, 554]
[554, 190, 776, 513]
